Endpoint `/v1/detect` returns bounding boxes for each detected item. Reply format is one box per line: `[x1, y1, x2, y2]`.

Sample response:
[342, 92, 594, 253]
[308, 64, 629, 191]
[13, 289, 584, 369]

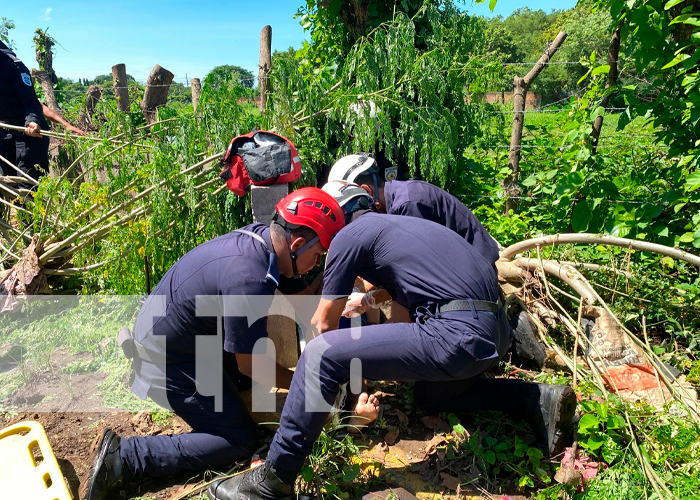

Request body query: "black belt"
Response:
[438, 299, 501, 314]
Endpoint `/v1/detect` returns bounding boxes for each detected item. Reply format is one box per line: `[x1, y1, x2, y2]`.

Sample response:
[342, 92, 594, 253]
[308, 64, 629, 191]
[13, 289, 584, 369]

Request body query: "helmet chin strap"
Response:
[286, 230, 320, 279]
[372, 173, 381, 211]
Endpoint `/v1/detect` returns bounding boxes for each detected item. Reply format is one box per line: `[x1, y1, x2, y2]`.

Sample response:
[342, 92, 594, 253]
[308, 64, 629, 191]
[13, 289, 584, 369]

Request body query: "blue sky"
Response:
[3, 0, 575, 84]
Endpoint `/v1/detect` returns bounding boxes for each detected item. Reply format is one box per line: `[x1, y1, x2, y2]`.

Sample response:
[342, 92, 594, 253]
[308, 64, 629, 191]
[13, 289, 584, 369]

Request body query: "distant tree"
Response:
[501, 8, 561, 61]
[0, 17, 15, 49]
[207, 65, 255, 88]
[33, 28, 57, 84]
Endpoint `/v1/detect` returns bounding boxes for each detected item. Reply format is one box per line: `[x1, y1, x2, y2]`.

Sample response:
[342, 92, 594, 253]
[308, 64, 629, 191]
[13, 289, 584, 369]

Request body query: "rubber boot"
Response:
[530, 384, 577, 457]
[510, 310, 546, 369]
[207, 461, 294, 500]
[80, 428, 124, 500]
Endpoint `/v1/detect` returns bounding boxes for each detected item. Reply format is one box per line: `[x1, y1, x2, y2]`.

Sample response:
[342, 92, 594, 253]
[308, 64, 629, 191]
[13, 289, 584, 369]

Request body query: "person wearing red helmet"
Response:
[82, 188, 347, 500]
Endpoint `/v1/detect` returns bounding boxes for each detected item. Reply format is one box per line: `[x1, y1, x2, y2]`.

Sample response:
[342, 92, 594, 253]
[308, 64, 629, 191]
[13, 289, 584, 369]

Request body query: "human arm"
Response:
[235, 352, 294, 389]
[311, 297, 347, 335]
[40, 104, 87, 136]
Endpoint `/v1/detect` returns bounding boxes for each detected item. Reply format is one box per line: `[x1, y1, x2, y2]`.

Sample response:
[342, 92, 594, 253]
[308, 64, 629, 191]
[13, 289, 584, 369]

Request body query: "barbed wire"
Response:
[487, 107, 628, 114]
[471, 143, 667, 150]
[459, 192, 672, 206]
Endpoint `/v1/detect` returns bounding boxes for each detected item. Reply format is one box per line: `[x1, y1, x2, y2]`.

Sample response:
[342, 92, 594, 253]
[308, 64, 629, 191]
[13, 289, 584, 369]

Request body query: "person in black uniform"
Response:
[0, 41, 51, 188]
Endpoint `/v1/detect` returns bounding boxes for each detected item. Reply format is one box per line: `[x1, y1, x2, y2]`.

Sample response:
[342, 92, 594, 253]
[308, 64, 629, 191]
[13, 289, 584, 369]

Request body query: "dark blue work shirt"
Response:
[322, 213, 499, 314]
[133, 223, 305, 362]
[383, 180, 500, 265]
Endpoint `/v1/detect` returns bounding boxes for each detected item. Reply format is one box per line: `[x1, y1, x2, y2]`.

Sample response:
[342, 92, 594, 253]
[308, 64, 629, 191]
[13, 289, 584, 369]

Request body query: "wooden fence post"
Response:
[504, 31, 567, 215]
[31, 70, 58, 110]
[590, 29, 621, 154]
[140, 64, 174, 124]
[79, 85, 103, 130]
[111, 63, 131, 113]
[259, 25, 272, 113]
[191, 78, 202, 111]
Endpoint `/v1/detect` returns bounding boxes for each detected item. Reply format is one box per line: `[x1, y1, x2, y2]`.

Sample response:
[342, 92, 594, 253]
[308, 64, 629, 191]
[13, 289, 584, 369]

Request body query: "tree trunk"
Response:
[590, 29, 621, 154]
[79, 85, 103, 130]
[31, 69, 58, 110]
[111, 63, 130, 113]
[140, 65, 174, 124]
[504, 31, 568, 215]
[191, 78, 202, 111]
[259, 26, 272, 113]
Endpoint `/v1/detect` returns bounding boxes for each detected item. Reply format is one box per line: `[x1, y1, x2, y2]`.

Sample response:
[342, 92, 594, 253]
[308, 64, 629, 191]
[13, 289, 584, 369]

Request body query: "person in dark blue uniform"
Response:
[0, 41, 51, 189]
[327, 154, 546, 367]
[206, 211, 576, 500]
[328, 153, 500, 265]
[82, 188, 347, 500]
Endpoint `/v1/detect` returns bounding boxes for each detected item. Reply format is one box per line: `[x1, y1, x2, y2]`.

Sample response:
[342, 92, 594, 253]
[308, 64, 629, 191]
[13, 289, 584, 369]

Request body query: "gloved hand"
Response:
[342, 289, 383, 318]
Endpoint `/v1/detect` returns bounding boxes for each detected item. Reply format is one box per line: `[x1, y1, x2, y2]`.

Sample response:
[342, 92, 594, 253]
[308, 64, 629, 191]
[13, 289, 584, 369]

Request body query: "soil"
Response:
[1, 410, 197, 500]
[1, 376, 531, 500]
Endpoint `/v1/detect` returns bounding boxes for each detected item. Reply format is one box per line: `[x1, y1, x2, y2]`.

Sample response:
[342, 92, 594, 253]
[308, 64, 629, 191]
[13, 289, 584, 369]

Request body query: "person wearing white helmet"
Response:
[321, 180, 374, 224]
[327, 153, 546, 368]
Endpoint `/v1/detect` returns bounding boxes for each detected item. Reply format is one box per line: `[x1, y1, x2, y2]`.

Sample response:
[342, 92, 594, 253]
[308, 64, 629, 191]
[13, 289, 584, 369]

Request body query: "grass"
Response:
[0, 295, 160, 412]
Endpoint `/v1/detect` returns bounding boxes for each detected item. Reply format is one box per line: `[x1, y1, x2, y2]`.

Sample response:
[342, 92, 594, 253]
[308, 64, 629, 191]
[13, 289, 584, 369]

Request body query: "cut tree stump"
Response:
[140, 65, 174, 124]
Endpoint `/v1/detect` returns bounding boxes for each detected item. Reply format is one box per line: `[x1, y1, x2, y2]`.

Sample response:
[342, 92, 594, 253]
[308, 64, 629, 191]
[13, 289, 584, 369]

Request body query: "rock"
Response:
[554, 465, 582, 486]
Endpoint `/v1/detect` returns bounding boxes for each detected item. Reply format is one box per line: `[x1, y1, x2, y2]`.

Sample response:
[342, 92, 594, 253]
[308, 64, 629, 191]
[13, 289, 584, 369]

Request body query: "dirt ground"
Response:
[1, 377, 532, 500]
[1, 341, 531, 500]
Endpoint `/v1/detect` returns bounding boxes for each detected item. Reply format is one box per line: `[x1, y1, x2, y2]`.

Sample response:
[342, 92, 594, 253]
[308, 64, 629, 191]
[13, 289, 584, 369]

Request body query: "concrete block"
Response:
[250, 184, 298, 372]
[251, 184, 288, 224]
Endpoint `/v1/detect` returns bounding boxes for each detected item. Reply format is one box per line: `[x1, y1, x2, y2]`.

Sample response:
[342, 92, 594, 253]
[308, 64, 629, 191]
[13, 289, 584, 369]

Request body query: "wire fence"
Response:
[36, 61, 670, 154]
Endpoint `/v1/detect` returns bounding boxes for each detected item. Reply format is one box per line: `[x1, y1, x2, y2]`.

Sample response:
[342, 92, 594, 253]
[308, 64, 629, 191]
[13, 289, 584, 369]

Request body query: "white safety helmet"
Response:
[328, 154, 380, 184]
[321, 180, 373, 220]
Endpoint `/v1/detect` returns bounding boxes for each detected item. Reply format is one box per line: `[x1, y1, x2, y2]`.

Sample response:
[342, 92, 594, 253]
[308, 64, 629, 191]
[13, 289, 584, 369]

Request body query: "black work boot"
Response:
[208, 461, 294, 500]
[530, 384, 577, 457]
[510, 310, 547, 369]
[80, 428, 124, 500]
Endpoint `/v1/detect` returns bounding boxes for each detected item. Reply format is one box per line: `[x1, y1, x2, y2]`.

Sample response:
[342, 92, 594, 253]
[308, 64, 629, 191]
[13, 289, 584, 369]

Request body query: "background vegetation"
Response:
[1, 0, 699, 498]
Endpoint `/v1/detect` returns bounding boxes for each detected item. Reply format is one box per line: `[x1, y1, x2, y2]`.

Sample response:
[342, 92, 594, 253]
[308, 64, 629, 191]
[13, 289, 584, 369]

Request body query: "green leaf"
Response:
[665, 0, 686, 8]
[589, 50, 596, 64]
[579, 413, 600, 431]
[328, 0, 341, 17]
[522, 175, 538, 187]
[660, 256, 674, 267]
[679, 232, 695, 243]
[662, 53, 690, 70]
[489, 0, 498, 11]
[686, 171, 700, 191]
[586, 433, 606, 450]
[572, 200, 593, 232]
[591, 65, 611, 76]
[483, 450, 496, 464]
[577, 69, 592, 85]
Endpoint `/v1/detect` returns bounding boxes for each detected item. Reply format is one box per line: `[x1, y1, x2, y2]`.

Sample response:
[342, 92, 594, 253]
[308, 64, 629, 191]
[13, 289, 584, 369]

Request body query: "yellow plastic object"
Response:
[0, 420, 72, 500]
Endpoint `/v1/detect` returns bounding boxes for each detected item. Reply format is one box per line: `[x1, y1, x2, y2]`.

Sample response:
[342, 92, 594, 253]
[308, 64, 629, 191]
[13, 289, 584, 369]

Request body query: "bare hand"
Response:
[67, 125, 87, 137]
[25, 122, 41, 138]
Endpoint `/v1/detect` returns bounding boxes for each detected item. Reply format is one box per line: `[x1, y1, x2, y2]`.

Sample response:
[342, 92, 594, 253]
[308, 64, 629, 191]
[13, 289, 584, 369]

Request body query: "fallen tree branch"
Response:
[500, 233, 700, 267]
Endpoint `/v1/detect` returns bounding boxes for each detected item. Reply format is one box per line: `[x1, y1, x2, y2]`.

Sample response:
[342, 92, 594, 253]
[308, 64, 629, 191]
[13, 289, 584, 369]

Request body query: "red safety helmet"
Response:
[274, 187, 345, 249]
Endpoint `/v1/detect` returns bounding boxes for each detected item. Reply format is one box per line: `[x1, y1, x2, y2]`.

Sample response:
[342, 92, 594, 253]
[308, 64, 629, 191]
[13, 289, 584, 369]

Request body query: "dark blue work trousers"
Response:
[267, 308, 512, 475]
[120, 355, 259, 479]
